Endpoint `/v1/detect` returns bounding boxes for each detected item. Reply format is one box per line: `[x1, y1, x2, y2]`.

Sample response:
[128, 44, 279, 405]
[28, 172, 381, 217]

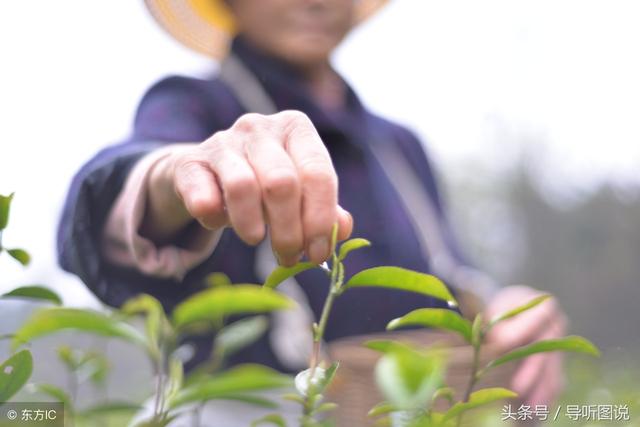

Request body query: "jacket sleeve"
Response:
[56, 76, 227, 309]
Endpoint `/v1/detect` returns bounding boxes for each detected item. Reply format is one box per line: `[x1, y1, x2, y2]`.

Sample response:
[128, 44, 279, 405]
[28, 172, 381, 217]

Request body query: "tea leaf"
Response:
[365, 340, 410, 354]
[78, 402, 142, 417]
[169, 364, 292, 409]
[487, 336, 600, 369]
[215, 395, 279, 408]
[166, 356, 184, 401]
[282, 393, 305, 405]
[374, 342, 445, 409]
[12, 308, 146, 350]
[427, 412, 452, 427]
[471, 313, 483, 348]
[56, 346, 108, 385]
[342, 267, 456, 305]
[0, 193, 14, 231]
[320, 362, 340, 390]
[432, 387, 456, 405]
[35, 384, 73, 410]
[122, 294, 169, 353]
[338, 238, 371, 261]
[173, 285, 294, 329]
[368, 402, 398, 417]
[206, 272, 232, 288]
[7, 248, 30, 266]
[215, 316, 269, 359]
[489, 295, 552, 327]
[0, 350, 33, 402]
[1, 286, 62, 305]
[442, 388, 517, 421]
[387, 309, 472, 343]
[252, 414, 287, 427]
[316, 402, 338, 414]
[57, 346, 78, 371]
[263, 262, 318, 289]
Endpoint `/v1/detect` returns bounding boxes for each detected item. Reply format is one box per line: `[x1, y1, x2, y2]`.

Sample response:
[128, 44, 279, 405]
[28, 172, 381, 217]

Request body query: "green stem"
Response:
[310, 260, 342, 372]
[152, 355, 164, 420]
[315, 288, 337, 344]
[456, 342, 481, 427]
[304, 254, 343, 420]
[464, 346, 481, 402]
[151, 338, 170, 421]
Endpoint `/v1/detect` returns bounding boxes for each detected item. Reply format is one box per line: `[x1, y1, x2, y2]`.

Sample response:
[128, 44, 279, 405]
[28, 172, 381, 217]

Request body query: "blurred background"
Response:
[1, 1, 639, 425]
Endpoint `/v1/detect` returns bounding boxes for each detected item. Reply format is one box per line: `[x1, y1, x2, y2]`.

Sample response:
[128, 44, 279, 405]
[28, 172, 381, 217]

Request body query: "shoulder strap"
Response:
[219, 55, 278, 115]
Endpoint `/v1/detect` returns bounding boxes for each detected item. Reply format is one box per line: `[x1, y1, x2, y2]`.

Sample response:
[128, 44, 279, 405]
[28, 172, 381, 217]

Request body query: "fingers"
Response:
[487, 286, 567, 351]
[207, 138, 266, 245]
[280, 111, 338, 263]
[508, 308, 566, 405]
[173, 157, 227, 230]
[244, 129, 304, 266]
[337, 205, 353, 241]
[528, 352, 565, 406]
[483, 286, 568, 407]
[511, 353, 547, 398]
[180, 111, 349, 262]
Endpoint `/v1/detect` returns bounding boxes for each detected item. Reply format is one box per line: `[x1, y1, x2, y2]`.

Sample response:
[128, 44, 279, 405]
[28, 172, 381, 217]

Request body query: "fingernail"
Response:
[308, 237, 329, 263]
[276, 251, 304, 267]
[338, 205, 351, 221]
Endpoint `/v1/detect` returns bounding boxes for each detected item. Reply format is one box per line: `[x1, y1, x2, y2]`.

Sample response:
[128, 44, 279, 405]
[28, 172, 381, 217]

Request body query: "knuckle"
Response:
[278, 109, 310, 124]
[277, 110, 314, 133]
[173, 157, 205, 192]
[299, 161, 337, 188]
[233, 113, 268, 134]
[262, 168, 300, 200]
[224, 175, 258, 202]
[200, 134, 238, 161]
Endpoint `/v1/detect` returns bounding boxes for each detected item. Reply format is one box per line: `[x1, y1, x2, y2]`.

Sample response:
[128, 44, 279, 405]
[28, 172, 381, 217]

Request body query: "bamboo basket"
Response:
[326, 330, 519, 427]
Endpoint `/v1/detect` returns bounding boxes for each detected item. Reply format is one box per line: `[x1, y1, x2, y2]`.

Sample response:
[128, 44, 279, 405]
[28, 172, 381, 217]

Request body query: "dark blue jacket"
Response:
[57, 37, 467, 371]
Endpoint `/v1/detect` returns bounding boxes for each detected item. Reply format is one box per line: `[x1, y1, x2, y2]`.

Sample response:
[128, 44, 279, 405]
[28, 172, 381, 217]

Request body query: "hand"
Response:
[143, 111, 353, 266]
[484, 285, 568, 406]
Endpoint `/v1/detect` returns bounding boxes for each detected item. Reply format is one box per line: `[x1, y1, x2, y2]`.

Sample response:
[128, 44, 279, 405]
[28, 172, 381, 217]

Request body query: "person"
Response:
[57, 0, 567, 419]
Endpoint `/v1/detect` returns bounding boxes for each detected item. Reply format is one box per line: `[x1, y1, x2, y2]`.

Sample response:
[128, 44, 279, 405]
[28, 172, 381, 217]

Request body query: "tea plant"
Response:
[32, 345, 144, 427]
[1, 193, 64, 404]
[367, 296, 600, 426]
[254, 226, 458, 427]
[11, 276, 297, 426]
[1, 192, 603, 427]
[254, 225, 600, 427]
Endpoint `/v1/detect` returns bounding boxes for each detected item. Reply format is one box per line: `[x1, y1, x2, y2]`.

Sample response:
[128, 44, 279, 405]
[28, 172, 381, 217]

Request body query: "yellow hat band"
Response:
[145, 0, 389, 58]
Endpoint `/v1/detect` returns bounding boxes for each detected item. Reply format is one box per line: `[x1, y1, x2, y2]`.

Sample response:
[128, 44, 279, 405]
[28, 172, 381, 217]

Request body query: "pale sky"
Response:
[1, 1, 639, 305]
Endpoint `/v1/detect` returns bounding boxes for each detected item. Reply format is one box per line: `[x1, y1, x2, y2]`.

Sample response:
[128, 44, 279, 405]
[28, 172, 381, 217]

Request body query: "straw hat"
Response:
[144, 0, 389, 58]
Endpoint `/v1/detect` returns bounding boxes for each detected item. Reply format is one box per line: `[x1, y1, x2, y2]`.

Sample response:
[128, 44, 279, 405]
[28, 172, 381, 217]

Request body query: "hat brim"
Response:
[145, 0, 389, 58]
